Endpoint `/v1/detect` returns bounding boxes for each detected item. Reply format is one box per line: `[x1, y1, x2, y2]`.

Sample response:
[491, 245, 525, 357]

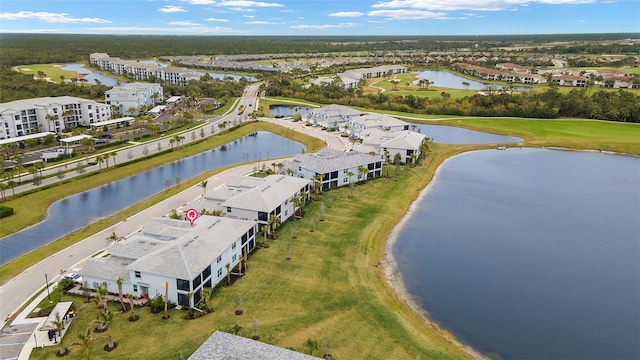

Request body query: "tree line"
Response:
[261, 72, 640, 122]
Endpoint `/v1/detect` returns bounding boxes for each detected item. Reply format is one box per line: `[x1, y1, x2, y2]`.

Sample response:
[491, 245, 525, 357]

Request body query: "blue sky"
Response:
[0, 0, 638, 36]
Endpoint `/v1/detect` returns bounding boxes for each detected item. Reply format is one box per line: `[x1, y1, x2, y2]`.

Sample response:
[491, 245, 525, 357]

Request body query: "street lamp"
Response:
[45, 273, 50, 300]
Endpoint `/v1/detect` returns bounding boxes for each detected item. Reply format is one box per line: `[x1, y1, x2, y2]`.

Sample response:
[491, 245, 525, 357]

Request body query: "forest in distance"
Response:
[0, 32, 639, 66]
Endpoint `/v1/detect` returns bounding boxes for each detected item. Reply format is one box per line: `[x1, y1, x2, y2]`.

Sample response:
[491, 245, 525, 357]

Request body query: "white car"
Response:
[63, 273, 83, 284]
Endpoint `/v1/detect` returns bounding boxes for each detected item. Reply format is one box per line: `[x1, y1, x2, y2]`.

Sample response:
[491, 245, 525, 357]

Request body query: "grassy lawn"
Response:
[0, 122, 325, 284]
[13, 64, 84, 83]
[29, 144, 477, 359]
[434, 117, 640, 155]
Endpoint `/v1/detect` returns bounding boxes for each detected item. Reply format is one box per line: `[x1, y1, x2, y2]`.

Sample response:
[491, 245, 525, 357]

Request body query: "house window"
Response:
[285, 210, 288, 216]
[133, 285, 138, 292]
[258, 212, 268, 221]
[193, 275, 201, 289]
[92, 282, 99, 289]
[202, 266, 211, 280]
[242, 233, 248, 243]
[249, 227, 254, 237]
[232, 242, 237, 250]
[343, 169, 348, 174]
[178, 293, 189, 307]
[232, 254, 237, 263]
[226, 207, 232, 213]
[217, 268, 223, 277]
[343, 177, 348, 183]
[134, 271, 141, 278]
[217, 255, 222, 263]
[176, 278, 190, 291]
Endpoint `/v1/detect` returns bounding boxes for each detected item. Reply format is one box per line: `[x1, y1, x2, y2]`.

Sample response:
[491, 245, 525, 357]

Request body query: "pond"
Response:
[269, 105, 311, 116]
[416, 123, 522, 144]
[0, 132, 303, 266]
[413, 70, 536, 91]
[392, 148, 640, 359]
[61, 63, 123, 86]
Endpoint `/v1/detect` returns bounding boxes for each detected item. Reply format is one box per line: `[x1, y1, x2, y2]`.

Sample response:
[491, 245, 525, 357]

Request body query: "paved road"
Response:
[0, 88, 352, 329]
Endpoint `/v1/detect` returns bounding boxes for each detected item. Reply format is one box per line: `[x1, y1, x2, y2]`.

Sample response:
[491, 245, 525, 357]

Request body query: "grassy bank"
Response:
[30, 143, 478, 360]
[435, 117, 640, 155]
[0, 122, 325, 284]
[13, 64, 84, 83]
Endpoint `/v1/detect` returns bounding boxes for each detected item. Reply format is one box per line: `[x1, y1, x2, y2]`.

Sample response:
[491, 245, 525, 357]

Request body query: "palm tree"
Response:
[95, 155, 103, 170]
[51, 311, 67, 355]
[77, 325, 96, 360]
[93, 286, 109, 311]
[186, 292, 194, 318]
[357, 166, 369, 183]
[200, 180, 208, 195]
[126, 294, 138, 321]
[200, 287, 213, 313]
[97, 310, 114, 332]
[462, 81, 470, 90]
[277, 163, 284, 174]
[293, 195, 304, 220]
[225, 263, 231, 285]
[268, 215, 281, 239]
[346, 171, 355, 198]
[286, 168, 294, 176]
[163, 281, 170, 320]
[116, 277, 126, 312]
[106, 232, 119, 244]
[260, 225, 269, 248]
[110, 152, 117, 166]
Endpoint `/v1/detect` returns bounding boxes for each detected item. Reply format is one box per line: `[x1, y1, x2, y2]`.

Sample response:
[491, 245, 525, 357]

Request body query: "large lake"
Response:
[0, 132, 302, 266]
[393, 148, 640, 359]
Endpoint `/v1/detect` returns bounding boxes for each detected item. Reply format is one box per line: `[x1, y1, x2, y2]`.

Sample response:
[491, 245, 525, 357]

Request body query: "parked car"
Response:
[63, 273, 83, 284]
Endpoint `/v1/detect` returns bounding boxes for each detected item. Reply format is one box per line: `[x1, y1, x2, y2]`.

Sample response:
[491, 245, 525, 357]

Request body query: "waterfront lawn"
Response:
[435, 117, 640, 155]
[30, 146, 474, 359]
[0, 122, 325, 284]
[13, 64, 83, 83]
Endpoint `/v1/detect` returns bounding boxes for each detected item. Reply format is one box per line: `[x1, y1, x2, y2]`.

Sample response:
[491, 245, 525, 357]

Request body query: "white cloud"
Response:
[168, 21, 202, 26]
[206, 17, 230, 22]
[245, 20, 284, 24]
[368, 9, 448, 19]
[329, 11, 364, 17]
[159, 6, 187, 13]
[231, 7, 256, 12]
[243, 14, 256, 18]
[371, 0, 593, 11]
[0, 11, 110, 23]
[291, 22, 358, 29]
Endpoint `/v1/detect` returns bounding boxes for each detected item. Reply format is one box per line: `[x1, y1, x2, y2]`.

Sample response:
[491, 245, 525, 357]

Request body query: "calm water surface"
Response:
[0, 132, 302, 265]
[61, 63, 122, 86]
[394, 148, 640, 359]
[269, 105, 311, 116]
[416, 123, 522, 144]
[414, 70, 535, 91]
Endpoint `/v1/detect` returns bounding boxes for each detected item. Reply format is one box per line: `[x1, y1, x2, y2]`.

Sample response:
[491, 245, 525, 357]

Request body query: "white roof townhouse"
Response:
[353, 129, 427, 164]
[306, 104, 365, 129]
[346, 113, 410, 139]
[0, 96, 111, 140]
[189, 175, 312, 227]
[283, 147, 382, 190]
[552, 75, 588, 87]
[90, 52, 202, 84]
[80, 215, 257, 308]
[105, 83, 163, 115]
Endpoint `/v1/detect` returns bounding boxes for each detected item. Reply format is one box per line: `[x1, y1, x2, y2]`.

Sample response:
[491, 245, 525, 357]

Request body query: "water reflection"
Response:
[413, 70, 535, 91]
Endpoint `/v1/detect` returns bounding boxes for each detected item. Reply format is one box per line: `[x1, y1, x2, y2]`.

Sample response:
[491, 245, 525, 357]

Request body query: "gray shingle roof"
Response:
[188, 331, 321, 360]
[79, 255, 133, 283]
[130, 216, 256, 280]
[221, 175, 311, 213]
[286, 147, 379, 174]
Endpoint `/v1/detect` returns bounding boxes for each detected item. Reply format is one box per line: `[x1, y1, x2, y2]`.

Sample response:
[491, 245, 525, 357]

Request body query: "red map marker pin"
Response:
[185, 208, 199, 227]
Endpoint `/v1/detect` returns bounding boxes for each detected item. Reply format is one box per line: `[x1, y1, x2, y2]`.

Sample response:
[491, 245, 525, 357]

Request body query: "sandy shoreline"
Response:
[382, 152, 490, 360]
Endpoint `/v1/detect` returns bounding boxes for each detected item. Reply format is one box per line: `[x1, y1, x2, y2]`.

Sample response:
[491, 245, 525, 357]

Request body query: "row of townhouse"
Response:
[453, 63, 547, 84]
[90, 53, 202, 84]
[310, 65, 408, 90]
[0, 96, 111, 140]
[306, 104, 428, 163]
[104, 82, 164, 115]
[81, 174, 313, 308]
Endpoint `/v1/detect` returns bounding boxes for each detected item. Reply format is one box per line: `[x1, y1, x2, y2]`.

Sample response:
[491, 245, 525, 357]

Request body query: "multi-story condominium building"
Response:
[346, 113, 410, 139]
[90, 53, 202, 84]
[0, 96, 111, 140]
[80, 215, 258, 307]
[283, 148, 382, 190]
[189, 175, 312, 228]
[105, 83, 163, 115]
[306, 104, 365, 129]
[353, 129, 427, 164]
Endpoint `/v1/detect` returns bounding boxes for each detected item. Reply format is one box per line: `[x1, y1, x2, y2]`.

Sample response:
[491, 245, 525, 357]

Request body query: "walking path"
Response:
[0, 96, 353, 358]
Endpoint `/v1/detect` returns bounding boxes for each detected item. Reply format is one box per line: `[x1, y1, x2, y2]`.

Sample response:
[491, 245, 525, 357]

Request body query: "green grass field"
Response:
[29, 144, 476, 360]
[13, 64, 85, 83]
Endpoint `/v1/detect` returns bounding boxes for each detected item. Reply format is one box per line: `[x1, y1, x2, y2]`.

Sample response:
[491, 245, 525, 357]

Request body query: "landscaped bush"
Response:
[0, 206, 14, 218]
[57, 277, 75, 291]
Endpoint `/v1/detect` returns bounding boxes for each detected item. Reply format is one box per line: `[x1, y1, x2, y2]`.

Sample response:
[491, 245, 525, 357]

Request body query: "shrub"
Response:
[0, 206, 14, 218]
[58, 277, 75, 291]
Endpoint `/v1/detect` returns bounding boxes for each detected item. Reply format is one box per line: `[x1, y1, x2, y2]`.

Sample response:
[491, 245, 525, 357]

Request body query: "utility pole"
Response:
[45, 273, 51, 301]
